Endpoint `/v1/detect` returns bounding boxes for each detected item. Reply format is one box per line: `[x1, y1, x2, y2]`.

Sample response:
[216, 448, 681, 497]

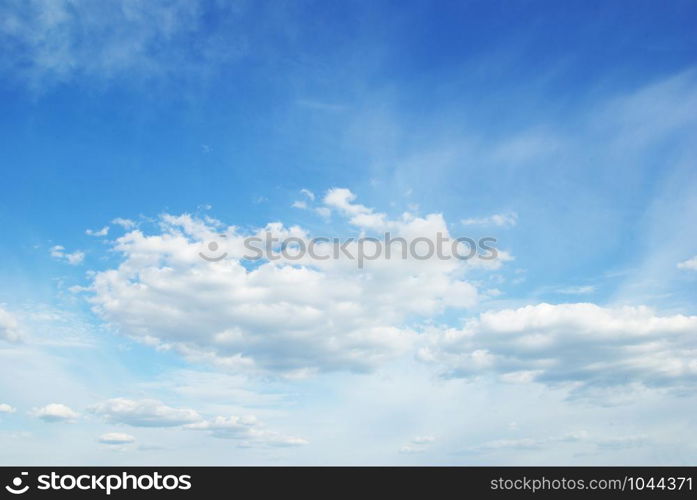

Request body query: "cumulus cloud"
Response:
[677, 256, 697, 271]
[89, 398, 201, 427]
[461, 212, 518, 228]
[50, 245, 84, 265]
[419, 303, 697, 394]
[98, 432, 136, 445]
[186, 416, 308, 447]
[87, 190, 493, 376]
[0, 403, 15, 413]
[33, 403, 79, 422]
[0, 306, 21, 342]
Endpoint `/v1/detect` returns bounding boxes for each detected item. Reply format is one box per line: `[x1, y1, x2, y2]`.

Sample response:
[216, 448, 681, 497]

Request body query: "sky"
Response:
[1, 0, 697, 465]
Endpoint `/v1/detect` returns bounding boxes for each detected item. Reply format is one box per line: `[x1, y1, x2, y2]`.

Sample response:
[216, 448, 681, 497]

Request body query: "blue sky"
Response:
[1, 0, 697, 465]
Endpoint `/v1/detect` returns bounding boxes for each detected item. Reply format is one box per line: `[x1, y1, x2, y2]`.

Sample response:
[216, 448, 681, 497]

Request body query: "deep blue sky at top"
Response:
[1, 0, 697, 307]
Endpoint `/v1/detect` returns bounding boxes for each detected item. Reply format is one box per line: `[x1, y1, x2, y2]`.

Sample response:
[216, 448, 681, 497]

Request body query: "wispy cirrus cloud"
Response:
[461, 212, 518, 228]
[0, 0, 247, 90]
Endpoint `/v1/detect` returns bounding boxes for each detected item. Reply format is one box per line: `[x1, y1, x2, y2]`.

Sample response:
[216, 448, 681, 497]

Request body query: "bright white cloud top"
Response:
[87, 190, 486, 376]
[0, 403, 15, 414]
[32, 404, 79, 423]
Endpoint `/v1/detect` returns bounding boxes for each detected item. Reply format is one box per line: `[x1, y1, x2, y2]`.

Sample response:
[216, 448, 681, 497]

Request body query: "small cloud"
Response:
[111, 218, 136, 230]
[50, 245, 85, 265]
[98, 432, 136, 445]
[411, 435, 435, 445]
[595, 435, 648, 450]
[90, 398, 201, 427]
[462, 212, 518, 228]
[314, 207, 331, 218]
[291, 200, 308, 209]
[85, 226, 109, 237]
[295, 99, 346, 112]
[0, 403, 16, 413]
[677, 256, 697, 271]
[186, 415, 308, 448]
[557, 285, 596, 295]
[201, 144, 212, 153]
[300, 189, 315, 201]
[292, 189, 316, 209]
[32, 403, 79, 423]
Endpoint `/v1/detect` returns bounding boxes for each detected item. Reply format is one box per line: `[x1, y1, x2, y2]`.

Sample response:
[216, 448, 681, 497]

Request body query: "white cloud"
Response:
[411, 435, 435, 444]
[291, 189, 317, 210]
[314, 206, 331, 219]
[87, 190, 494, 376]
[291, 200, 307, 209]
[0, 403, 15, 413]
[300, 188, 315, 201]
[88, 398, 306, 448]
[557, 285, 596, 295]
[461, 212, 518, 228]
[50, 245, 84, 265]
[322, 188, 387, 228]
[32, 403, 79, 422]
[677, 256, 697, 271]
[0, 306, 21, 342]
[89, 398, 201, 428]
[186, 415, 308, 447]
[86, 226, 109, 237]
[112, 218, 136, 229]
[98, 432, 136, 445]
[419, 303, 697, 394]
